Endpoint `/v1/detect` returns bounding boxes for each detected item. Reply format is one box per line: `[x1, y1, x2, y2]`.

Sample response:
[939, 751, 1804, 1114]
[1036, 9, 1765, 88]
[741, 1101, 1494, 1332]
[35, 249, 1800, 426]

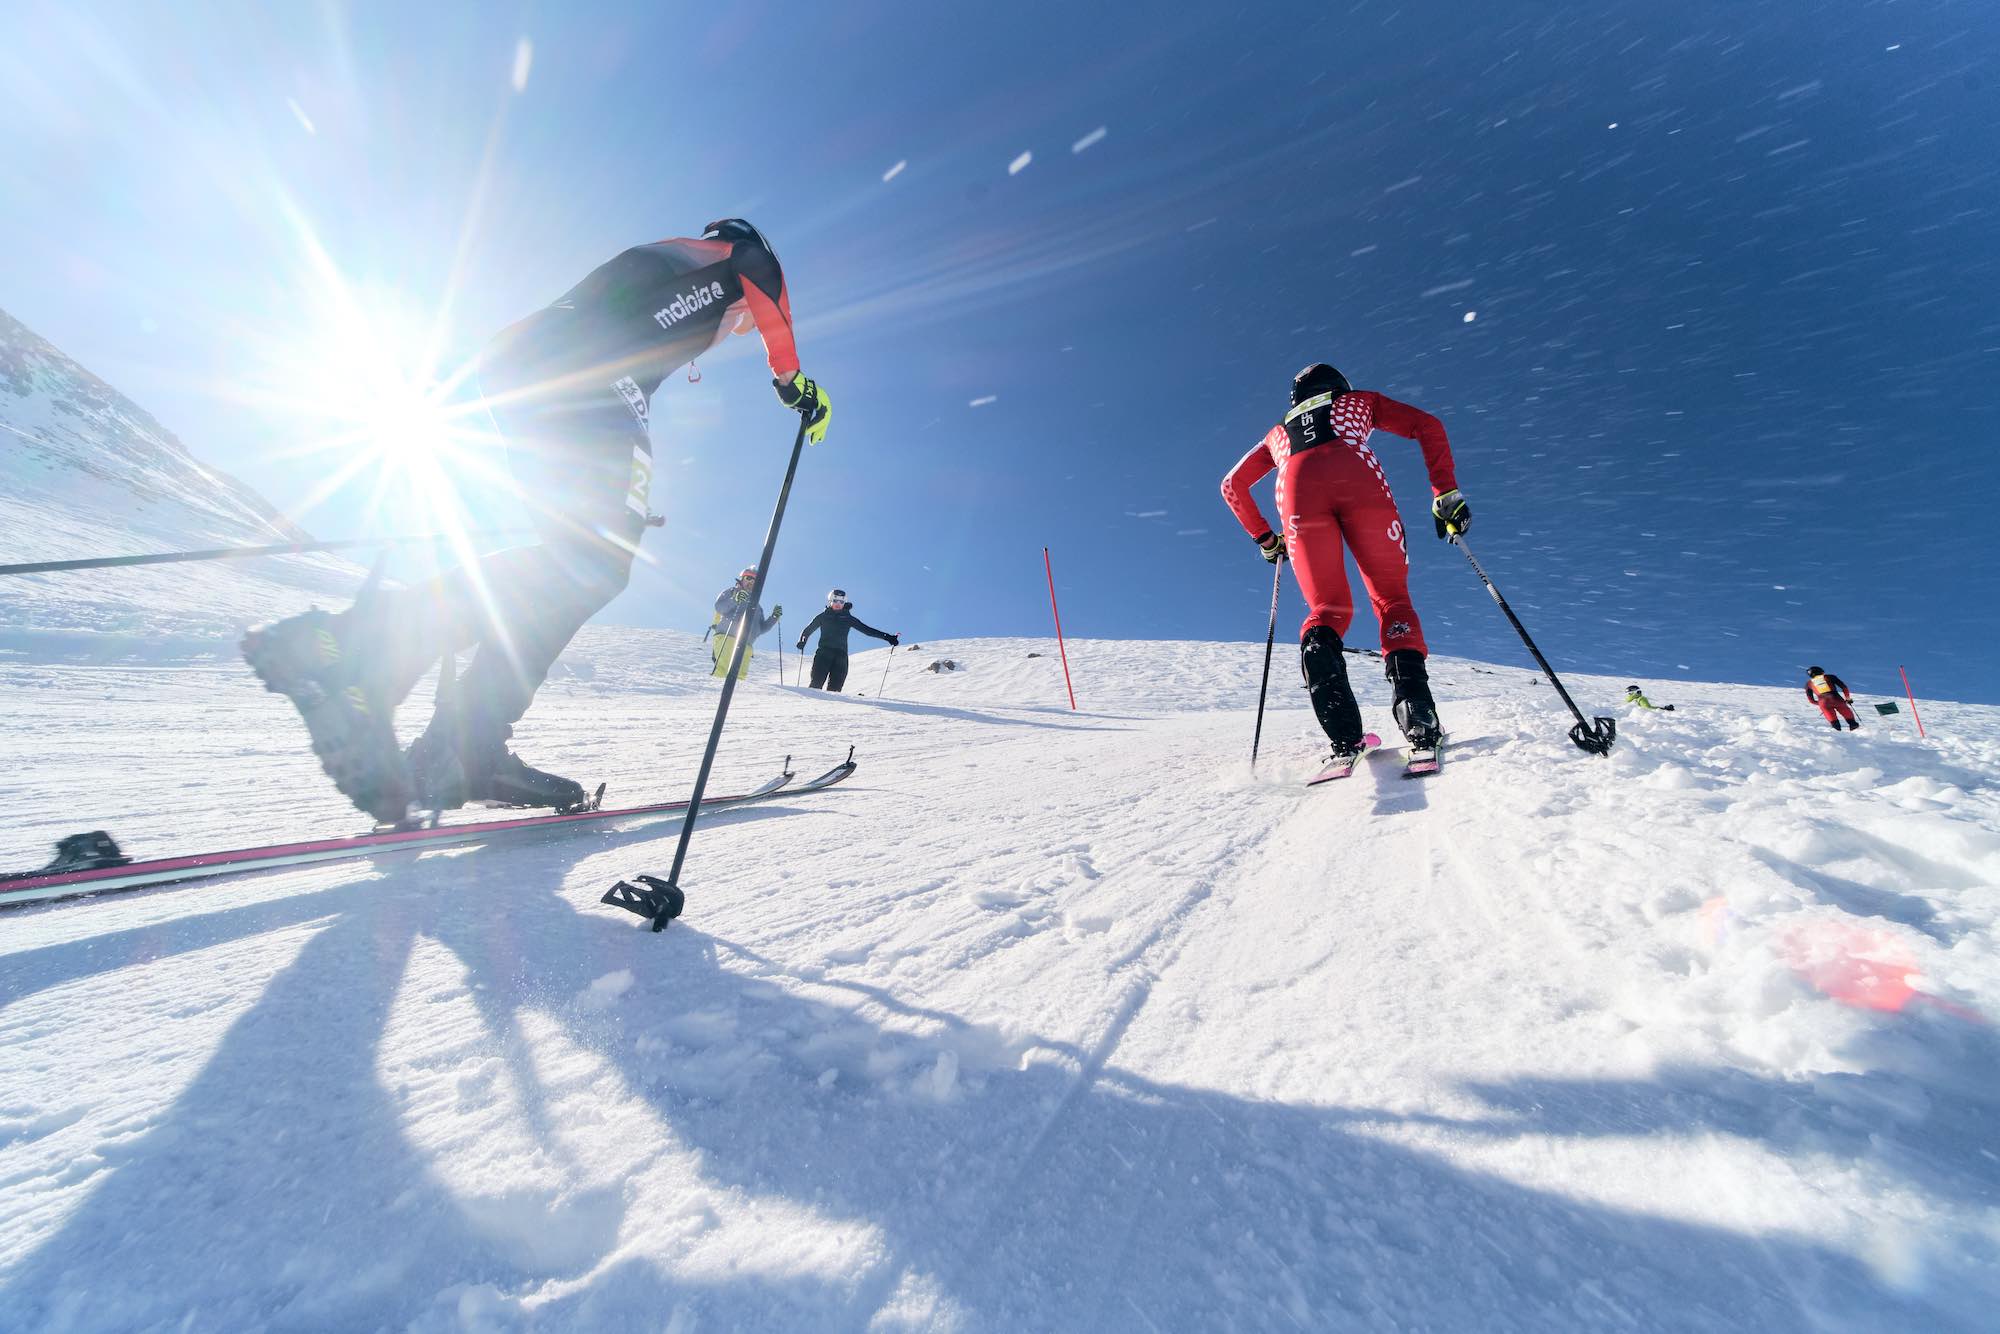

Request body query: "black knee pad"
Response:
[1301, 626, 1349, 681]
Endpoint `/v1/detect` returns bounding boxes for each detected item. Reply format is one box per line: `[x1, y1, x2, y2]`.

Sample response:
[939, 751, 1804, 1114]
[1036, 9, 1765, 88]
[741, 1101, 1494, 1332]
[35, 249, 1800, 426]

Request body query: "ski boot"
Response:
[1846, 718, 1862, 731]
[408, 725, 588, 812]
[1302, 627, 1367, 759]
[1384, 649, 1444, 750]
[37, 831, 130, 874]
[243, 608, 411, 823]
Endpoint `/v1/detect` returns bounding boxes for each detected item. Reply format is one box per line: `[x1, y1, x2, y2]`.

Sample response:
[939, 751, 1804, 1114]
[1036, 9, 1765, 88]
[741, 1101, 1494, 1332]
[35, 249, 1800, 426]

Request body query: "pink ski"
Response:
[1306, 733, 1381, 785]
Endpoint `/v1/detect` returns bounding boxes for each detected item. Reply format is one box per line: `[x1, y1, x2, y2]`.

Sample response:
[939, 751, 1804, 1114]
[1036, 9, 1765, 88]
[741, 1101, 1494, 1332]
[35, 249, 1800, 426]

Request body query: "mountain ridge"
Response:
[0, 304, 359, 654]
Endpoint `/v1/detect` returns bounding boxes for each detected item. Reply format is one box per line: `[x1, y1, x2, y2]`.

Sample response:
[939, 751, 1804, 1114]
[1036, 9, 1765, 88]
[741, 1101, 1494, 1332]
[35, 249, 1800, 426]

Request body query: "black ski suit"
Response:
[797, 607, 895, 691]
[368, 231, 799, 757]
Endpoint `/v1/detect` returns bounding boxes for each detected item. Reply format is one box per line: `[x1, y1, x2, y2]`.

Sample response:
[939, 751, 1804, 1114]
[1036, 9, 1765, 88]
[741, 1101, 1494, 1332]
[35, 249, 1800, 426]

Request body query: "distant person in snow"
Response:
[1624, 685, 1676, 711]
[1805, 666, 1860, 731]
[1221, 362, 1467, 761]
[244, 218, 831, 821]
[796, 589, 898, 691]
[710, 566, 781, 679]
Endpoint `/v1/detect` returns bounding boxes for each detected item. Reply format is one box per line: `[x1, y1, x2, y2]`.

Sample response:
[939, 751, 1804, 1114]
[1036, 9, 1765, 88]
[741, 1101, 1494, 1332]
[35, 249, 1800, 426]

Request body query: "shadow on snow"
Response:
[2, 831, 1993, 1332]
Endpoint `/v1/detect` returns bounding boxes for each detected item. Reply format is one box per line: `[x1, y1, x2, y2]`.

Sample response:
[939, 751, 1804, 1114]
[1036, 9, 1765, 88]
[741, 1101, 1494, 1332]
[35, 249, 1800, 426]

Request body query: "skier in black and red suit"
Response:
[1221, 363, 1470, 761]
[246, 219, 831, 820]
[1804, 666, 1861, 731]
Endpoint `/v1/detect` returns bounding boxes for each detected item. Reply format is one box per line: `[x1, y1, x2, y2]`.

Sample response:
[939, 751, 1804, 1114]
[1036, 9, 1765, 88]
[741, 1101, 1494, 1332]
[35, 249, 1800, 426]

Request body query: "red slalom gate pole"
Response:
[1899, 665, 1926, 738]
[1043, 546, 1078, 710]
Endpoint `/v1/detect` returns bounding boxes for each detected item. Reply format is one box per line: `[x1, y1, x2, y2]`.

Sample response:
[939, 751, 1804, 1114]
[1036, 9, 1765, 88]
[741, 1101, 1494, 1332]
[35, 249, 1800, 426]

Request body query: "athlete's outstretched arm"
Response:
[1220, 437, 1279, 540]
[730, 240, 801, 380]
[1369, 394, 1459, 496]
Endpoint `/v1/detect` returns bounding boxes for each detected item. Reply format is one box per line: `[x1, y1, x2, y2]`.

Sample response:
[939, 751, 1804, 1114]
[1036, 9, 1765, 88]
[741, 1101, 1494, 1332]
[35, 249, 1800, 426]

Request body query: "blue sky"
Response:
[3, 1, 1996, 702]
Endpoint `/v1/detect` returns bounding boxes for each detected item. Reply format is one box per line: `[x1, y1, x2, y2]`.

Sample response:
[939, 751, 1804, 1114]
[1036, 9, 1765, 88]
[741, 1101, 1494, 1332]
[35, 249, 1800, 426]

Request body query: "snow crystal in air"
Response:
[1128, 510, 1167, 519]
[1463, 311, 1477, 323]
[1422, 278, 1474, 297]
[1608, 122, 1619, 129]
[917, 1050, 959, 1101]
[1350, 244, 1378, 256]
[883, 159, 907, 182]
[511, 38, 533, 92]
[1008, 151, 1032, 175]
[286, 98, 316, 135]
[1383, 175, 1422, 194]
[969, 395, 997, 407]
[1072, 126, 1108, 153]
[578, 969, 635, 1011]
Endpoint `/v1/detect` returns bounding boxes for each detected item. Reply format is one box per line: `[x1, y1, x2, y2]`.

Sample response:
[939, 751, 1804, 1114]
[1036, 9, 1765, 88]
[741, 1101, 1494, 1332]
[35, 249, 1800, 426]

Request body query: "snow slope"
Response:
[0, 306, 359, 657]
[1, 633, 1995, 1331]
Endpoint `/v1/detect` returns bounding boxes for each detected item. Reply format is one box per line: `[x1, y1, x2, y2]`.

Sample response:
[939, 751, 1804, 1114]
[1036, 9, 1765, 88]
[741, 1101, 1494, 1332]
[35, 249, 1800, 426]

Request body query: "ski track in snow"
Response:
[2, 630, 1997, 1331]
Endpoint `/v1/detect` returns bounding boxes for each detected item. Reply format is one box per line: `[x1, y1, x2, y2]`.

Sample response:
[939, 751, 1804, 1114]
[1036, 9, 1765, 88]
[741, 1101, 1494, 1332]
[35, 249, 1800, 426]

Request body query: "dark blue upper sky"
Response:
[4, 1, 1996, 700]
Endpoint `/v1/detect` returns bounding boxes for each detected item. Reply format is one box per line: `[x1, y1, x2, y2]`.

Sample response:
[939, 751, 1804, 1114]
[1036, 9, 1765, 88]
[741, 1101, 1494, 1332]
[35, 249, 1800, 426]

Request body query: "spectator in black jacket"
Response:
[797, 589, 898, 691]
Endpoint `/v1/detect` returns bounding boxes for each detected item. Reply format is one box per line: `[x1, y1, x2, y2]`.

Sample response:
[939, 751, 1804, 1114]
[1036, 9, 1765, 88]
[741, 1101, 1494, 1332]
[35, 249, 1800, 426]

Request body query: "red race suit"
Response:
[1221, 390, 1457, 652]
[1806, 672, 1857, 726]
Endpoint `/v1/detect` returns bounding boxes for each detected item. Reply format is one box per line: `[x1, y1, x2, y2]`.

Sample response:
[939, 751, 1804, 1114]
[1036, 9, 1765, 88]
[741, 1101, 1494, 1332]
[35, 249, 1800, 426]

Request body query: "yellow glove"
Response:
[1431, 489, 1470, 539]
[774, 371, 830, 445]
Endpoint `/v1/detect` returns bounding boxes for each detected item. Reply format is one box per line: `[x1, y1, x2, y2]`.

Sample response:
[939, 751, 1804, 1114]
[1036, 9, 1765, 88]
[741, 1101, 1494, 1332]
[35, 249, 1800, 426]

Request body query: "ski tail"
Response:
[1306, 733, 1381, 786]
[1403, 734, 1446, 778]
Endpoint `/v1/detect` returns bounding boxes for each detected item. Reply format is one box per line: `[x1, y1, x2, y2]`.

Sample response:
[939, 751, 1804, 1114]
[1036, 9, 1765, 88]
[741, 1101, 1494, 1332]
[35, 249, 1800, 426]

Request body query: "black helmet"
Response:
[1807, 665, 1823, 676]
[1292, 362, 1352, 406]
[1626, 684, 1640, 692]
[702, 217, 776, 256]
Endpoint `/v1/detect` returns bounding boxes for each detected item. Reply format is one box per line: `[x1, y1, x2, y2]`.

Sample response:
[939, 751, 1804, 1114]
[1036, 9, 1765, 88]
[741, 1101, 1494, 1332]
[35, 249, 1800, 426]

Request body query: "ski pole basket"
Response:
[1449, 531, 1616, 757]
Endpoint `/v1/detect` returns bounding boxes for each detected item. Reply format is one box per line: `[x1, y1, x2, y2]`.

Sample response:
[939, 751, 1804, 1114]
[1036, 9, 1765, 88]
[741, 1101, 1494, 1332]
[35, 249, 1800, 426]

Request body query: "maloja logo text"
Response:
[654, 281, 727, 329]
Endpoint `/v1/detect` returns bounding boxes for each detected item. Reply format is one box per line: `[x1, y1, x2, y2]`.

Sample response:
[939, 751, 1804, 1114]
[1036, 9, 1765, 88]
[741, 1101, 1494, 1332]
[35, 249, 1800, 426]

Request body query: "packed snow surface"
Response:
[2, 632, 1996, 1331]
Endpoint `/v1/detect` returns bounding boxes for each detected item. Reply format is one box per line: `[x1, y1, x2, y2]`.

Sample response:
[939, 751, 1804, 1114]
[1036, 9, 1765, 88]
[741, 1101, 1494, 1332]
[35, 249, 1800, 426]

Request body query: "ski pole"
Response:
[1250, 557, 1283, 772]
[776, 626, 784, 683]
[601, 416, 811, 932]
[1448, 530, 1616, 756]
[876, 644, 896, 699]
[0, 528, 534, 577]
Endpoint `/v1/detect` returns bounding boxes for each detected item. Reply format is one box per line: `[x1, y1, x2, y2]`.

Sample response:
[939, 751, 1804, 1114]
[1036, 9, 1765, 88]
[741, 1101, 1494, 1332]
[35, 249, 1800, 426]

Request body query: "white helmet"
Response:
[826, 588, 849, 607]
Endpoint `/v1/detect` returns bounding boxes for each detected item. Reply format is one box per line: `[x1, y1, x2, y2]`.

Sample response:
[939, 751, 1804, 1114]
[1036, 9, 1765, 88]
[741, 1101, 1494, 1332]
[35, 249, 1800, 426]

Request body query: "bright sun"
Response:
[224, 248, 517, 575]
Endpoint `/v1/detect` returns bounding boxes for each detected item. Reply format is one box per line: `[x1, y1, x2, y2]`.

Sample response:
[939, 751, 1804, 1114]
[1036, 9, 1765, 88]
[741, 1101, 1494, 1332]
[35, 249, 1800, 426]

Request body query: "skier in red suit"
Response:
[1221, 363, 1470, 759]
[1804, 666, 1860, 731]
